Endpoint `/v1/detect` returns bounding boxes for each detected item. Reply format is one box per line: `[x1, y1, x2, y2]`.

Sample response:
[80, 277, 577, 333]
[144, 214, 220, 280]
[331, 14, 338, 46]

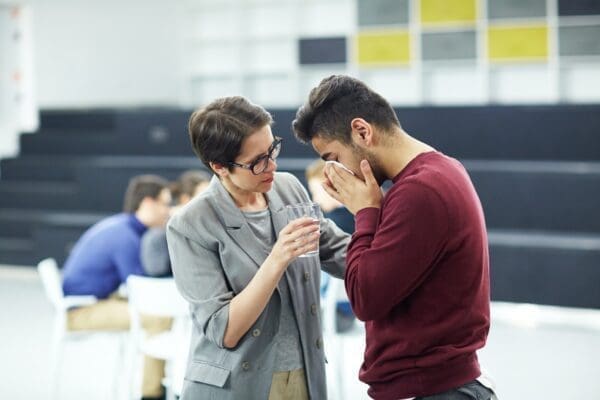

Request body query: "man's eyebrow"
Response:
[320, 152, 332, 161]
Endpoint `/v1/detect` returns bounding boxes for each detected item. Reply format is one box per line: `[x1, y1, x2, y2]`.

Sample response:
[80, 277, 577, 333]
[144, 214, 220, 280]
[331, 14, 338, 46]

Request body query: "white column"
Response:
[0, 4, 38, 159]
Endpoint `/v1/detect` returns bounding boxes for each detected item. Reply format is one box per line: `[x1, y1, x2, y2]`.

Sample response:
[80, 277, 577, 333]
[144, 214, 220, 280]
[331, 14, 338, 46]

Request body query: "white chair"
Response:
[37, 258, 127, 400]
[169, 322, 192, 398]
[126, 275, 190, 400]
[322, 277, 365, 400]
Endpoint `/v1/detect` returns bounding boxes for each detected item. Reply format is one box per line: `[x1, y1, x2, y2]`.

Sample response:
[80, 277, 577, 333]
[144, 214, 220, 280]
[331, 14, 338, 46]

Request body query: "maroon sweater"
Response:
[345, 151, 490, 400]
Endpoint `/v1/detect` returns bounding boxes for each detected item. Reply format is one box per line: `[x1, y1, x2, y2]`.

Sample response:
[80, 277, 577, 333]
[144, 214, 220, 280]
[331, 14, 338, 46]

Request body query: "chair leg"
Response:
[335, 337, 345, 400]
[163, 374, 174, 400]
[49, 321, 64, 400]
[325, 336, 341, 400]
[123, 332, 140, 400]
[112, 333, 127, 400]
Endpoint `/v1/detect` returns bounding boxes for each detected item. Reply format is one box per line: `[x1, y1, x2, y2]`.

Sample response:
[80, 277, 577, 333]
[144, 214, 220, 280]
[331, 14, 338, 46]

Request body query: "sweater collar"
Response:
[128, 213, 148, 235]
[392, 151, 439, 183]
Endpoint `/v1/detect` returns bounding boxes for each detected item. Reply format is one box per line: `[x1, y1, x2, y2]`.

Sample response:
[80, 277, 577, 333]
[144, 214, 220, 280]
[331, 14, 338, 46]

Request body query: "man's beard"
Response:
[350, 143, 386, 186]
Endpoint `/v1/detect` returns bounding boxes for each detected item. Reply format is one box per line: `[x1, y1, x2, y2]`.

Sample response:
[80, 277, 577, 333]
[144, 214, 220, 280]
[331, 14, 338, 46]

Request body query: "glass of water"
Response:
[285, 202, 321, 258]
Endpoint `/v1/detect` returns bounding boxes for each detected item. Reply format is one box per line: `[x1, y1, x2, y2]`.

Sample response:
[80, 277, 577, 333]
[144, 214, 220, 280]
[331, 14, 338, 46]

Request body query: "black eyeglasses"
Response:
[228, 137, 282, 175]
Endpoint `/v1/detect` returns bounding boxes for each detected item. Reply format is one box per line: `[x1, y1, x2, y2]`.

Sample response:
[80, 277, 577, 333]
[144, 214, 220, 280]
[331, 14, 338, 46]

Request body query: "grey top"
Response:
[167, 172, 350, 400]
[140, 228, 172, 277]
[242, 208, 304, 372]
[241, 208, 275, 258]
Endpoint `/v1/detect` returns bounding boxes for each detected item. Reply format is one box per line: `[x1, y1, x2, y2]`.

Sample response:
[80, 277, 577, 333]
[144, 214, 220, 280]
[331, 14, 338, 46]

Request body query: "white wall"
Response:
[180, 0, 600, 107]
[31, 0, 182, 109]
[10, 0, 600, 110]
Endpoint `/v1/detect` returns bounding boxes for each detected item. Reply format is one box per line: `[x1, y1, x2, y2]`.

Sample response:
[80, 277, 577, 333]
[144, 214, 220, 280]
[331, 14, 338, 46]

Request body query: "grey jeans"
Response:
[415, 380, 496, 400]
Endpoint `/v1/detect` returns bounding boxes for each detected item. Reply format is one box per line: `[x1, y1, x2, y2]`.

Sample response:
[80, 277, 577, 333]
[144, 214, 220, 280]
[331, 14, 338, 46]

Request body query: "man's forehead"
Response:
[311, 135, 335, 151]
[312, 136, 346, 155]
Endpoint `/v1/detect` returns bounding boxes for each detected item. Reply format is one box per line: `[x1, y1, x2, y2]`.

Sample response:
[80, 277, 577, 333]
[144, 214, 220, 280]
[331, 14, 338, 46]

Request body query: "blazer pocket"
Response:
[186, 361, 231, 388]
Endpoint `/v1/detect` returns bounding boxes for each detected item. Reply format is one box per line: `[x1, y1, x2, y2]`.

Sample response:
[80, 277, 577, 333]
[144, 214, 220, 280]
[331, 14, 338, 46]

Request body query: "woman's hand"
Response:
[268, 217, 320, 267]
[224, 216, 320, 348]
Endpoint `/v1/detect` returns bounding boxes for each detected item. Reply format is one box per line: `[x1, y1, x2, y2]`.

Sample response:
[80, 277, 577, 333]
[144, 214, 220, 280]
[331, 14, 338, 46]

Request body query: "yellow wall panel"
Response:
[357, 31, 411, 66]
[420, 0, 477, 24]
[488, 26, 549, 61]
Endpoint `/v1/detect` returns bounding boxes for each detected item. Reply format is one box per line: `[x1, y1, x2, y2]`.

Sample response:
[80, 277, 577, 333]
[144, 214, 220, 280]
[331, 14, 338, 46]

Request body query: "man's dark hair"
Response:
[123, 175, 169, 213]
[293, 75, 400, 144]
[188, 96, 273, 171]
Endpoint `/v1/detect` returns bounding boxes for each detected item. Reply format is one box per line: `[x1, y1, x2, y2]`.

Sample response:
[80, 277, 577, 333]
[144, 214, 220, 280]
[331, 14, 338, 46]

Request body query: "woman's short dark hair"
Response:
[293, 75, 400, 144]
[123, 174, 169, 213]
[188, 96, 273, 171]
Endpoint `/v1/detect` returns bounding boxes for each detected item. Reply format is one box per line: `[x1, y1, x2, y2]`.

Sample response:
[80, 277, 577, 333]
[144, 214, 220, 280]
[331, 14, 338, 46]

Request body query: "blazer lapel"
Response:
[210, 177, 268, 269]
[266, 186, 288, 239]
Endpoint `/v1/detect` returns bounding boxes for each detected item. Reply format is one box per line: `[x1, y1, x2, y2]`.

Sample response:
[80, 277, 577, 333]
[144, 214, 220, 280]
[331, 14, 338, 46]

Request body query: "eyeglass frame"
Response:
[226, 136, 282, 175]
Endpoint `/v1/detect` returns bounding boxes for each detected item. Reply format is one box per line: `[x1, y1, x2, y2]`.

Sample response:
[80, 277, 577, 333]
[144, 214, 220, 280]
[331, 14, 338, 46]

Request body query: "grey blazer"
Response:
[167, 172, 350, 400]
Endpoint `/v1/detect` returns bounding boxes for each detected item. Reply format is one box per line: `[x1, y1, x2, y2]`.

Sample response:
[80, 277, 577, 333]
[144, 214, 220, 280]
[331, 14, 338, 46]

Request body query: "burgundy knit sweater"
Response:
[345, 151, 490, 400]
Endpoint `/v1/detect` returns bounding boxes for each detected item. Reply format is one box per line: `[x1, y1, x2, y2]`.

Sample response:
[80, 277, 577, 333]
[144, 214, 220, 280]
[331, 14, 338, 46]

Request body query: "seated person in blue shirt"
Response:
[61, 174, 172, 400]
[140, 170, 211, 277]
[305, 159, 356, 333]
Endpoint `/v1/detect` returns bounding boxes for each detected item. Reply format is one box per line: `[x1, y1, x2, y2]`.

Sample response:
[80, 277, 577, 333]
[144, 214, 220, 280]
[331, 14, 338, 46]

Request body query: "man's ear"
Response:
[137, 196, 153, 211]
[350, 118, 374, 147]
[209, 161, 228, 178]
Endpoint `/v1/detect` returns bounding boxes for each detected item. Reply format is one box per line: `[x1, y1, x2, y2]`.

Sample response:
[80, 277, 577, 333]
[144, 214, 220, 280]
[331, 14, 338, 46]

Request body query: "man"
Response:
[293, 75, 495, 400]
[170, 169, 211, 206]
[62, 174, 172, 400]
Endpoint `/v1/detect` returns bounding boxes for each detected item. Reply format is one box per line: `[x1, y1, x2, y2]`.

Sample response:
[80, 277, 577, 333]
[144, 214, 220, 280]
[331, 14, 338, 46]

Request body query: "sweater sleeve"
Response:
[345, 182, 449, 321]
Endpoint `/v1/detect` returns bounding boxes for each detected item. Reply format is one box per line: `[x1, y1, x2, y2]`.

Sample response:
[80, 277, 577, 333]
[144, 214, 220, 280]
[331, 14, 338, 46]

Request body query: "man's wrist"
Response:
[357, 204, 380, 213]
[354, 207, 380, 231]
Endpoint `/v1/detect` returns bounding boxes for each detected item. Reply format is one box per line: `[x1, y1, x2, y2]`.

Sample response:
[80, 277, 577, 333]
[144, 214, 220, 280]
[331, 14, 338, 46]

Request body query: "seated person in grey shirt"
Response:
[141, 170, 210, 277]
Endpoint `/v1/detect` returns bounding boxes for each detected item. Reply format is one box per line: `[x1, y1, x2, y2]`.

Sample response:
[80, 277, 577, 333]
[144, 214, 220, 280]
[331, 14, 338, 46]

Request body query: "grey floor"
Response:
[2, 265, 600, 400]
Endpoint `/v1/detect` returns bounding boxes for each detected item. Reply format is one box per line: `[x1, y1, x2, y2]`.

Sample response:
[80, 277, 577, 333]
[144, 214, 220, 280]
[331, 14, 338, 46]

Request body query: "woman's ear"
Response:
[209, 162, 228, 178]
[350, 118, 374, 147]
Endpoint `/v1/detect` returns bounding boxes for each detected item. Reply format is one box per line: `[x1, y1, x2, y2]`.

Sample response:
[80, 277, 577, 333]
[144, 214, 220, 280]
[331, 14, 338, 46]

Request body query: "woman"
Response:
[167, 96, 350, 400]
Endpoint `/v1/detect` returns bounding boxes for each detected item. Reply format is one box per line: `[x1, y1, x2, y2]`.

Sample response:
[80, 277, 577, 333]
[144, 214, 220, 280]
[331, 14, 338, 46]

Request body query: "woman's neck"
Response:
[222, 178, 268, 211]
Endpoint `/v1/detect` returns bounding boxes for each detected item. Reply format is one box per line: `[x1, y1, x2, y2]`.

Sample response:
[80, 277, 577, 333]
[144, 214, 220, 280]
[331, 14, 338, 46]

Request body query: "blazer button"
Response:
[252, 329, 261, 337]
[242, 361, 250, 371]
[316, 338, 322, 349]
[311, 303, 317, 315]
[303, 272, 310, 282]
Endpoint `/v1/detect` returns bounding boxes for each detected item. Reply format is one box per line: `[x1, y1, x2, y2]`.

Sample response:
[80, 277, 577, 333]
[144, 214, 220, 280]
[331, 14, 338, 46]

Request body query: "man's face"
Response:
[150, 188, 172, 227]
[311, 135, 385, 186]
